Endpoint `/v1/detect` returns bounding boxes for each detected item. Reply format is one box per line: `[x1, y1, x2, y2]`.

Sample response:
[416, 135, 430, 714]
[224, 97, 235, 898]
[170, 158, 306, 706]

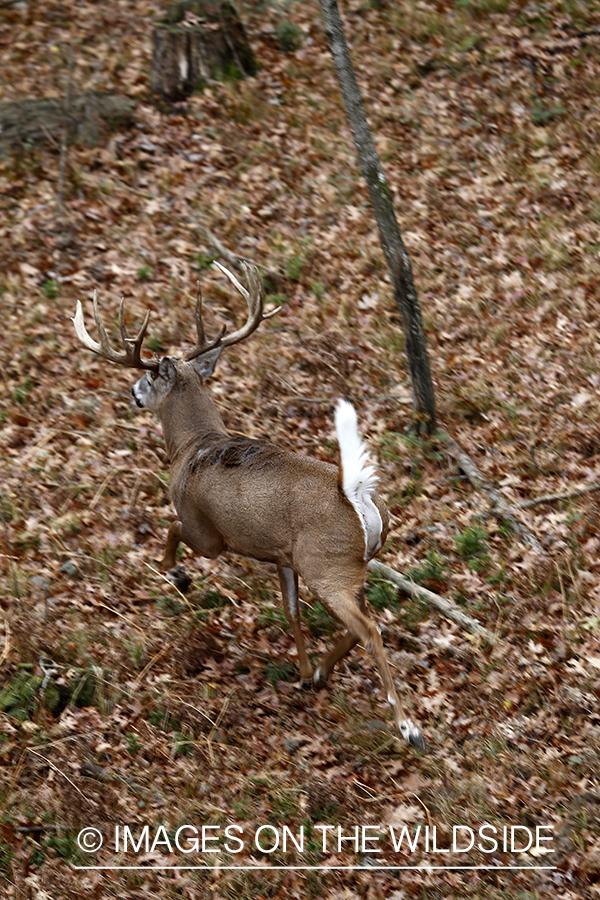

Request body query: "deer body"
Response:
[74, 261, 424, 749]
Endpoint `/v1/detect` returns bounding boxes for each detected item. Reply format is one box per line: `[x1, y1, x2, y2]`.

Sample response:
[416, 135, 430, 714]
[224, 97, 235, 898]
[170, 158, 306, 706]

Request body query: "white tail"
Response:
[335, 399, 383, 561]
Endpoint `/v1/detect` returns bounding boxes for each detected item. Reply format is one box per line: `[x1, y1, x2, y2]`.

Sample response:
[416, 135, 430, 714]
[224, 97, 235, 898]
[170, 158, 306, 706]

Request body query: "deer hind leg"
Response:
[278, 566, 313, 686]
[312, 586, 366, 686]
[315, 587, 425, 750]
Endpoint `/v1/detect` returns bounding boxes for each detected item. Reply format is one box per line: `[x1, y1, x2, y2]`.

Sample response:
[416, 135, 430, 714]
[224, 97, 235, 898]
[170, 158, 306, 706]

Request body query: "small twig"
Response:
[367, 560, 497, 644]
[412, 793, 433, 830]
[143, 560, 193, 609]
[556, 562, 567, 620]
[281, 377, 327, 404]
[0, 747, 27, 819]
[352, 780, 380, 802]
[566, 557, 583, 607]
[517, 481, 600, 509]
[132, 640, 174, 690]
[0, 616, 10, 667]
[80, 760, 150, 796]
[95, 601, 147, 638]
[89, 466, 125, 509]
[170, 694, 217, 729]
[31, 730, 99, 752]
[127, 473, 142, 515]
[27, 748, 97, 806]
[0, 493, 20, 600]
[208, 687, 234, 742]
[437, 429, 545, 554]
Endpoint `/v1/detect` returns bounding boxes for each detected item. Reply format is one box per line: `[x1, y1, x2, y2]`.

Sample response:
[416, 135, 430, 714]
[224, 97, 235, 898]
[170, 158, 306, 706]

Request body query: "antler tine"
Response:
[214, 260, 281, 349]
[183, 280, 227, 362]
[92, 290, 120, 363]
[125, 306, 153, 368]
[213, 260, 250, 301]
[193, 280, 206, 348]
[73, 292, 102, 355]
[72, 291, 158, 370]
[118, 296, 128, 345]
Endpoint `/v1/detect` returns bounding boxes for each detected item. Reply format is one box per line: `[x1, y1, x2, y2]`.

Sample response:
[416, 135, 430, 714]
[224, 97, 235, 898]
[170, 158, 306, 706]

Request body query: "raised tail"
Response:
[335, 399, 384, 560]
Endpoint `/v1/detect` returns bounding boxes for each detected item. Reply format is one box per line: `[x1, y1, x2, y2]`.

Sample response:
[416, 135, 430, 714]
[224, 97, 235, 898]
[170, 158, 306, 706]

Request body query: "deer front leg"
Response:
[277, 565, 313, 687]
[162, 520, 183, 570]
[162, 515, 226, 568]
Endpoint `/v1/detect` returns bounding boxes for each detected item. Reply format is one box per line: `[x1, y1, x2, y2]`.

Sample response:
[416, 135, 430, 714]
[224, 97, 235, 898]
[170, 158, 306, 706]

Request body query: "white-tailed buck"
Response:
[73, 261, 424, 748]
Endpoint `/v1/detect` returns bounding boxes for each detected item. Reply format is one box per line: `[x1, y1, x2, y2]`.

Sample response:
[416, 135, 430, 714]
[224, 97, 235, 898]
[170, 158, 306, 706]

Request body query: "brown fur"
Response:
[74, 262, 423, 747]
[151, 360, 423, 745]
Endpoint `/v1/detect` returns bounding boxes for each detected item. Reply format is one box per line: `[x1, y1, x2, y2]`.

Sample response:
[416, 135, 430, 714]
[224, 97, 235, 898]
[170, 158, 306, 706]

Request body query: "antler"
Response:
[72, 292, 159, 371]
[183, 260, 280, 362]
[183, 280, 227, 362]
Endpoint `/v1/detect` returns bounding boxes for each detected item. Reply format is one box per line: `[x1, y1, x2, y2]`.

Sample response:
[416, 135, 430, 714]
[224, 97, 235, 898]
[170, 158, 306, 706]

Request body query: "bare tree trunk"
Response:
[318, 0, 436, 433]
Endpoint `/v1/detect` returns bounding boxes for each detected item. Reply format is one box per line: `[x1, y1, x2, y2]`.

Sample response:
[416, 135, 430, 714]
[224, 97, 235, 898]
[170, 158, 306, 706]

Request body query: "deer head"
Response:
[72, 260, 280, 415]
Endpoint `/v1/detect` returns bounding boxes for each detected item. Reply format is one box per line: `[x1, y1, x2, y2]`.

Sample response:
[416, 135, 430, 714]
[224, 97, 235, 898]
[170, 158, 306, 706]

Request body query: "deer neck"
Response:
[159, 382, 227, 463]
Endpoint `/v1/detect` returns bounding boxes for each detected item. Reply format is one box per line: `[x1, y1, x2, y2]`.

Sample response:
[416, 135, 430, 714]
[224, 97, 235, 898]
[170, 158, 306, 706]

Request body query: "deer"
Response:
[72, 260, 425, 749]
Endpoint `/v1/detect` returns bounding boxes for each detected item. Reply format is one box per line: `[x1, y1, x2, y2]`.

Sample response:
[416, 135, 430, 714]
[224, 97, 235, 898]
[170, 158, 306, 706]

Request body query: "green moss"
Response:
[264, 659, 296, 686]
[136, 263, 152, 282]
[455, 523, 488, 559]
[0, 671, 42, 720]
[276, 20, 303, 53]
[41, 279, 60, 299]
[366, 577, 398, 612]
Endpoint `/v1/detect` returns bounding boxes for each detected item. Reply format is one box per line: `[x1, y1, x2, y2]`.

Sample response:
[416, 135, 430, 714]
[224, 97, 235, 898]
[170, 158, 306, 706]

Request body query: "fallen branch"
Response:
[518, 481, 600, 509]
[204, 229, 242, 269]
[367, 559, 497, 645]
[437, 429, 545, 554]
[203, 229, 282, 288]
[80, 761, 150, 796]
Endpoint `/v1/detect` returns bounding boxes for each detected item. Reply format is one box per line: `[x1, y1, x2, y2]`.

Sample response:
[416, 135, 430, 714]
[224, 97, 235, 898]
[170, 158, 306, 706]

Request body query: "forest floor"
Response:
[1, 0, 600, 898]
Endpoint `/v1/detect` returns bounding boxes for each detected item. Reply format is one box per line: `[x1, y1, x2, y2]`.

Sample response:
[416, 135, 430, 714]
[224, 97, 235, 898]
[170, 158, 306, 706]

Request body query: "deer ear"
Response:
[158, 357, 175, 378]
[191, 346, 223, 380]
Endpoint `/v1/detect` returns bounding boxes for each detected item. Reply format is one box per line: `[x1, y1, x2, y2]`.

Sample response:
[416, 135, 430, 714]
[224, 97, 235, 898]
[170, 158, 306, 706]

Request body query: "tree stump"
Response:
[151, 0, 258, 102]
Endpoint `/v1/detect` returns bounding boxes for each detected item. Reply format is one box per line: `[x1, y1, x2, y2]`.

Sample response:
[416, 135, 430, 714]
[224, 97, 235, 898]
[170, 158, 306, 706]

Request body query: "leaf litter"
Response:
[1, 0, 600, 897]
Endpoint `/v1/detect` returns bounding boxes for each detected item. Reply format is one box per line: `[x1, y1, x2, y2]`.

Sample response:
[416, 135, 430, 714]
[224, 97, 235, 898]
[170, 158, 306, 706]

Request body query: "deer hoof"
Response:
[400, 719, 426, 751]
[167, 564, 192, 594]
[312, 666, 327, 687]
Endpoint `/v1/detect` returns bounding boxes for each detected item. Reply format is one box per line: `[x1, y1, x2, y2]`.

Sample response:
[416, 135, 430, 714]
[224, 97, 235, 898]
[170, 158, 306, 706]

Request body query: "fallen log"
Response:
[0, 90, 136, 157]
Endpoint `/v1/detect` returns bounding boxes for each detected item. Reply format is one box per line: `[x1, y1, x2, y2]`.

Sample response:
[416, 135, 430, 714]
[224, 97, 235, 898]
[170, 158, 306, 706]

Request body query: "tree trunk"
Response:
[151, 0, 257, 102]
[318, 0, 436, 433]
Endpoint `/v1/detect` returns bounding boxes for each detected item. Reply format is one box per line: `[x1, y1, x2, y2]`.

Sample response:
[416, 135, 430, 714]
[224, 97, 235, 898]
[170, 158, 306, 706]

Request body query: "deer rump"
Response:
[172, 427, 386, 574]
